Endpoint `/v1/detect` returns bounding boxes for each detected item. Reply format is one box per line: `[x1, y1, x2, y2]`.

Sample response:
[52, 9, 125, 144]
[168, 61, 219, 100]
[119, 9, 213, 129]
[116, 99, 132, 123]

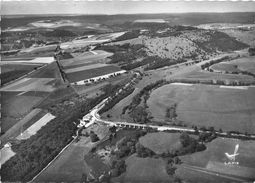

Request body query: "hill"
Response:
[140, 28, 248, 60]
[105, 27, 248, 70]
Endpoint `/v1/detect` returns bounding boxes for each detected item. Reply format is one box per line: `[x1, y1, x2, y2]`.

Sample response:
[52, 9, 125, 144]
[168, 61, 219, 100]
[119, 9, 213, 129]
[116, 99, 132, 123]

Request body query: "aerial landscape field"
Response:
[211, 56, 255, 74]
[1, 1, 255, 182]
[147, 84, 255, 133]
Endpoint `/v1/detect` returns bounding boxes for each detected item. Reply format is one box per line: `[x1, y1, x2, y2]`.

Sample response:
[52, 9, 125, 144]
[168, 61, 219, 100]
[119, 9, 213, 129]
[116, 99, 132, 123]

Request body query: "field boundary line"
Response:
[181, 164, 248, 182]
[30, 136, 76, 182]
[1, 64, 48, 88]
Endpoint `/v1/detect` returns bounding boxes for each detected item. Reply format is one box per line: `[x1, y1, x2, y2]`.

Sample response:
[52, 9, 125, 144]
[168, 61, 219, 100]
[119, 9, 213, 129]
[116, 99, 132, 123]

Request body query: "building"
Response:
[72, 70, 127, 85]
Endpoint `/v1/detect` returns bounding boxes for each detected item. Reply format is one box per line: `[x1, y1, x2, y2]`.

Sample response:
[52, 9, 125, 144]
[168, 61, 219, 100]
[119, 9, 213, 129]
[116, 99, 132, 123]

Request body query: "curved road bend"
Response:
[87, 88, 255, 139]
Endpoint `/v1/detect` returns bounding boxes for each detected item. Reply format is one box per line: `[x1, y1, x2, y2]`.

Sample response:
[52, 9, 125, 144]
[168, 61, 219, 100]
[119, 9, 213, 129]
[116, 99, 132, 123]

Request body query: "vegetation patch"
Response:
[144, 57, 186, 71]
[114, 30, 140, 42]
[122, 79, 167, 123]
[66, 65, 122, 83]
[89, 128, 157, 180]
[1, 83, 125, 182]
[195, 31, 248, 52]
[99, 86, 135, 114]
[180, 69, 255, 84]
[42, 29, 78, 37]
[230, 56, 255, 74]
[1, 91, 48, 134]
[96, 43, 147, 70]
[0, 64, 42, 85]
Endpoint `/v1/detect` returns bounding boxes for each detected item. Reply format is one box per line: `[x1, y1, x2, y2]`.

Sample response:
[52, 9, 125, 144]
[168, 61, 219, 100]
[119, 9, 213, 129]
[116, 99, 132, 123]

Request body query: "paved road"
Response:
[91, 107, 194, 132]
[86, 95, 195, 133]
[85, 80, 255, 139]
[85, 75, 195, 133]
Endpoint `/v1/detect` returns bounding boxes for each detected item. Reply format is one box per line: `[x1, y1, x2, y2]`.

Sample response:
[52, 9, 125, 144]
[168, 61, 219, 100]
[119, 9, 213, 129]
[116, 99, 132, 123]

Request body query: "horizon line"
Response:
[3, 11, 255, 16]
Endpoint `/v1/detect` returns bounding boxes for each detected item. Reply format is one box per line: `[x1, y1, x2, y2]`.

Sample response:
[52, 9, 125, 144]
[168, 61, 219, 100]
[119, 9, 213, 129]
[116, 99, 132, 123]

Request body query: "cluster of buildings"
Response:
[72, 70, 127, 85]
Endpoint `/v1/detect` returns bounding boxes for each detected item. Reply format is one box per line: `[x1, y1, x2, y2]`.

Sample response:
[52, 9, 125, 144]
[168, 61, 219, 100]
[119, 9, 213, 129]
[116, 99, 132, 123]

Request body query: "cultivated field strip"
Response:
[64, 63, 109, 73]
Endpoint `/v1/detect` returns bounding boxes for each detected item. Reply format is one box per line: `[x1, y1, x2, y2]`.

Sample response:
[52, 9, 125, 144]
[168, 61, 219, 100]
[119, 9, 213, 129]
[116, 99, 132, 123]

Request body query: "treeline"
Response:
[197, 129, 217, 143]
[154, 25, 198, 38]
[190, 122, 254, 141]
[123, 79, 166, 114]
[212, 69, 255, 79]
[96, 43, 130, 53]
[124, 77, 255, 118]
[120, 56, 186, 71]
[208, 31, 248, 52]
[117, 22, 170, 32]
[171, 78, 255, 86]
[197, 31, 248, 52]
[109, 129, 152, 177]
[178, 132, 206, 155]
[163, 132, 206, 179]
[248, 47, 255, 56]
[110, 130, 206, 179]
[96, 43, 146, 65]
[100, 127, 209, 180]
[97, 43, 188, 71]
[1, 107, 83, 181]
[1, 84, 125, 182]
[123, 80, 167, 123]
[115, 23, 198, 39]
[97, 43, 167, 71]
[203, 54, 255, 79]
[239, 70, 255, 78]
[109, 43, 146, 65]
[218, 131, 255, 140]
[164, 117, 254, 140]
[201, 56, 230, 70]
[120, 57, 152, 70]
[150, 132, 207, 160]
[123, 77, 255, 124]
[144, 57, 187, 71]
[121, 56, 169, 70]
[114, 130, 147, 159]
[99, 86, 135, 114]
[42, 29, 77, 37]
[99, 73, 143, 114]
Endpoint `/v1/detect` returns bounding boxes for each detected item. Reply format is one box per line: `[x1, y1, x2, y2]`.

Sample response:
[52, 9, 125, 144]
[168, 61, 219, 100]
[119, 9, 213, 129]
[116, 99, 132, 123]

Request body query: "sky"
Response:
[1, 1, 255, 15]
